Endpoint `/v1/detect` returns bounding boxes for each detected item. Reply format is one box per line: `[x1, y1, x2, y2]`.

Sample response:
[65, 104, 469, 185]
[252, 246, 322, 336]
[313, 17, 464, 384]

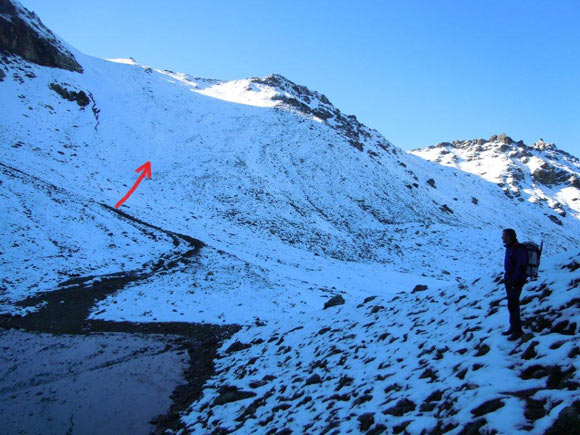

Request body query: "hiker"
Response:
[501, 228, 529, 341]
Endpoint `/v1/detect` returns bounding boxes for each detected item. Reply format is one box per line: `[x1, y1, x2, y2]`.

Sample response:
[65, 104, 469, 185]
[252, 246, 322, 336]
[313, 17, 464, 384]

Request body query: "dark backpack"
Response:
[520, 241, 543, 280]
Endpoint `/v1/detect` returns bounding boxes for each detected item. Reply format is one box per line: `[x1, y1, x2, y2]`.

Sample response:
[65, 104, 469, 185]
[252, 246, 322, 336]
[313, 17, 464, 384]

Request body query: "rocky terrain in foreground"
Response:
[179, 252, 580, 434]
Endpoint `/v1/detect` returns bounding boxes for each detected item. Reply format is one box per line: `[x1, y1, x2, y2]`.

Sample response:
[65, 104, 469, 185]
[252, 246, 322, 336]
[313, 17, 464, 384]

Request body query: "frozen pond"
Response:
[0, 329, 188, 435]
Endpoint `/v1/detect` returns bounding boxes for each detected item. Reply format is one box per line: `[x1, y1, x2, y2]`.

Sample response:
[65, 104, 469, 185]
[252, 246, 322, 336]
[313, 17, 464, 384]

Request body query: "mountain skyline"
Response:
[16, 0, 580, 156]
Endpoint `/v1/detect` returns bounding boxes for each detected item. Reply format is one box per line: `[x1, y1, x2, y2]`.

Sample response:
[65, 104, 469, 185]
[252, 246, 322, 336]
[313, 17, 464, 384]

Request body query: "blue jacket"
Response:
[504, 242, 529, 284]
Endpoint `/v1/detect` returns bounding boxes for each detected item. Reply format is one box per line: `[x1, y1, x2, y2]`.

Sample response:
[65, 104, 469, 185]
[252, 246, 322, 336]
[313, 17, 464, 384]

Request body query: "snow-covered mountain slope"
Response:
[1, 0, 580, 325]
[179, 251, 580, 434]
[410, 134, 580, 225]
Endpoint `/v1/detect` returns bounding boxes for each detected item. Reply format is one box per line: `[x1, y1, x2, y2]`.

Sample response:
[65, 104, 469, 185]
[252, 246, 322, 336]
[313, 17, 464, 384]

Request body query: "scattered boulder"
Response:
[305, 373, 322, 385]
[521, 341, 538, 360]
[336, 375, 354, 391]
[471, 398, 504, 416]
[353, 394, 373, 406]
[425, 390, 443, 403]
[546, 365, 576, 389]
[418, 367, 438, 382]
[49, 83, 90, 107]
[363, 296, 377, 304]
[440, 204, 454, 214]
[235, 389, 276, 422]
[383, 398, 416, 416]
[458, 418, 487, 435]
[357, 413, 374, 431]
[524, 397, 546, 420]
[225, 340, 251, 354]
[429, 421, 459, 434]
[392, 420, 412, 434]
[545, 400, 580, 435]
[520, 364, 550, 380]
[213, 386, 256, 406]
[474, 343, 490, 357]
[548, 215, 563, 226]
[412, 284, 428, 293]
[367, 423, 387, 435]
[324, 294, 345, 309]
[551, 320, 577, 335]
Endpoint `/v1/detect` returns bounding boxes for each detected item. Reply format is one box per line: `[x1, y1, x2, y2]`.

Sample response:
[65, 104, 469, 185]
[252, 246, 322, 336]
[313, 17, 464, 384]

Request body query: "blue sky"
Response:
[21, 0, 580, 155]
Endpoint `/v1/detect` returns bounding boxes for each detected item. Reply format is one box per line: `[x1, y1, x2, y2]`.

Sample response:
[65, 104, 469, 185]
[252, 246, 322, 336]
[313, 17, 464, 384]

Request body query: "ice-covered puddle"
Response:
[0, 330, 188, 435]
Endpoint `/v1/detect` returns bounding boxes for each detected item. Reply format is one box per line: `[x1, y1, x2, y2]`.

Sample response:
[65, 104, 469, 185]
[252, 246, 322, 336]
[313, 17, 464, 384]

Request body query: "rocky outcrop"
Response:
[411, 134, 580, 223]
[49, 82, 90, 107]
[0, 0, 83, 72]
[252, 74, 392, 153]
[532, 163, 572, 186]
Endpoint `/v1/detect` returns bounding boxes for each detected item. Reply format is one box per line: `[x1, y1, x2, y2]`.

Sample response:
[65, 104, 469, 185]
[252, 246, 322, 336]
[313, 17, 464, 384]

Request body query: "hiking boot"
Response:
[501, 329, 513, 336]
[507, 331, 523, 341]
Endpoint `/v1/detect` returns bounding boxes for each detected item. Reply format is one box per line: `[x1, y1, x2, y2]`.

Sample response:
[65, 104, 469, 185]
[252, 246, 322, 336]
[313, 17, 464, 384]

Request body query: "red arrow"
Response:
[115, 161, 152, 209]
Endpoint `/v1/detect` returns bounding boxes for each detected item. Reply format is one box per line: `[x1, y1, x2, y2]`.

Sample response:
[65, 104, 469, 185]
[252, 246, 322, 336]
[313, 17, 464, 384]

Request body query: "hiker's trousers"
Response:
[505, 280, 524, 333]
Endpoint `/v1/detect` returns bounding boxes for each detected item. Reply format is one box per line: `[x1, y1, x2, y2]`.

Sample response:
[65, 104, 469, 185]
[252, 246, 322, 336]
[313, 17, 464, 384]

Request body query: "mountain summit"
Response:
[411, 134, 580, 226]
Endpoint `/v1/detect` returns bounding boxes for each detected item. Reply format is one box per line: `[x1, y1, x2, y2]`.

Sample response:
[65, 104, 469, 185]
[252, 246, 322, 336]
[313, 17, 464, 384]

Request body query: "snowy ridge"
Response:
[146, 68, 393, 153]
[180, 252, 580, 434]
[410, 135, 580, 224]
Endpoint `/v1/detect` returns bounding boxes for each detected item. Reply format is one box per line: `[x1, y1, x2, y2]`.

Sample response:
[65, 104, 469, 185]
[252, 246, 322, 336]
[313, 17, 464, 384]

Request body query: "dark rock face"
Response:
[0, 0, 83, 72]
